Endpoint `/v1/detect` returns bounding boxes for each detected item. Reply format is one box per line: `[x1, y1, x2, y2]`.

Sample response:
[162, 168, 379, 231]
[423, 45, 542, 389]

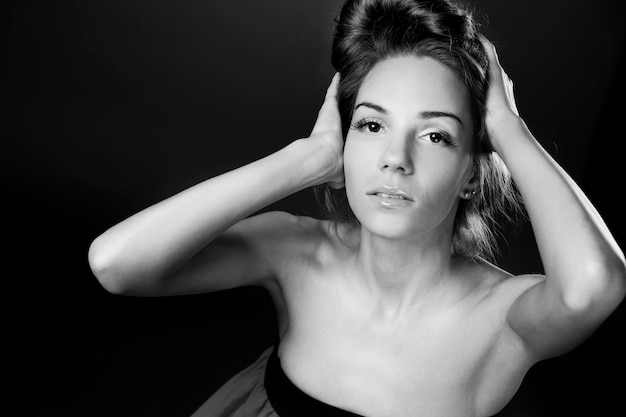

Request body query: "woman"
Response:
[88, 0, 625, 416]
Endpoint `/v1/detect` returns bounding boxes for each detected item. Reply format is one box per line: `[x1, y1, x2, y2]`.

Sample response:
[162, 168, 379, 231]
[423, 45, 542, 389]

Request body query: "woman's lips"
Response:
[368, 187, 414, 208]
[376, 192, 409, 200]
[368, 186, 414, 200]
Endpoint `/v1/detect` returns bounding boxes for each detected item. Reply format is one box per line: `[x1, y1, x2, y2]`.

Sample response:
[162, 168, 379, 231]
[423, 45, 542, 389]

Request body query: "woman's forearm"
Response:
[89, 73, 344, 295]
[491, 115, 625, 310]
[88, 138, 331, 290]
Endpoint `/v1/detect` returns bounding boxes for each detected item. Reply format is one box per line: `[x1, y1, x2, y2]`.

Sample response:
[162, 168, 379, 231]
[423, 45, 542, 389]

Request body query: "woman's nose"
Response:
[378, 134, 414, 175]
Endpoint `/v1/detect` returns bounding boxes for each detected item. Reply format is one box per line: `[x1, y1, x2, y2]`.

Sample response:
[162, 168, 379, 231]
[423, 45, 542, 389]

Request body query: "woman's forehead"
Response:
[355, 55, 472, 122]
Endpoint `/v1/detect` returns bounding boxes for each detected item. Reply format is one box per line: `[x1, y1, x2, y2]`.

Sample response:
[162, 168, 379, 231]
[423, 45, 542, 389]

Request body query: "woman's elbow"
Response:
[88, 238, 142, 296]
[562, 255, 626, 314]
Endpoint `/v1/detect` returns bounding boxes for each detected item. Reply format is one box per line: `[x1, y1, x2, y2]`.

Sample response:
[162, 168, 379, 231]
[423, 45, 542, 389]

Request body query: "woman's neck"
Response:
[351, 226, 455, 318]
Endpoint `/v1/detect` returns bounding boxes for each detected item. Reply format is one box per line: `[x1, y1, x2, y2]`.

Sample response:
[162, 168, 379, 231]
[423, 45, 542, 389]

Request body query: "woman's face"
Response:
[344, 55, 475, 241]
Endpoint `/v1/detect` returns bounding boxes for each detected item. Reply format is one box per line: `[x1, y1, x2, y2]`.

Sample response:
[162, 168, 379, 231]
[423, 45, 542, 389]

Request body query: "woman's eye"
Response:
[423, 131, 452, 145]
[428, 132, 445, 143]
[365, 122, 382, 133]
[351, 119, 384, 133]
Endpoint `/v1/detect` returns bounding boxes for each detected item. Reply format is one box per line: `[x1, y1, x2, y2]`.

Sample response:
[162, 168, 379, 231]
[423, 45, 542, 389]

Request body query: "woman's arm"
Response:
[88, 74, 344, 296]
[481, 38, 626, 358]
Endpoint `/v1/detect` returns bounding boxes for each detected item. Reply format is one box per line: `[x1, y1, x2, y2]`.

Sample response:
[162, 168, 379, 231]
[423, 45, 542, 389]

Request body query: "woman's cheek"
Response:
[342, 138, 362, 185]
[343, 148, 361, 205]
[343, 139, 373, 213]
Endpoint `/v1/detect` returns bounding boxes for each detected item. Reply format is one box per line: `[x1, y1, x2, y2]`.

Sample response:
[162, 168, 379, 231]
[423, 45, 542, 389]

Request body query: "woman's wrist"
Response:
[487, 112, 532, 154]
[288, 137, 343, 189]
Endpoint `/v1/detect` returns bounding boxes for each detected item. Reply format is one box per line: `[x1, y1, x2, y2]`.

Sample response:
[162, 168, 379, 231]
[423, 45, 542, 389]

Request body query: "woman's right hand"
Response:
[307, 72, 345, 189]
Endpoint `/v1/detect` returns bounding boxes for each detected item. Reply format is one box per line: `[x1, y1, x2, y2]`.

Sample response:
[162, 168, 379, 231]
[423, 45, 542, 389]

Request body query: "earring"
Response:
[464, 189, 477, 199]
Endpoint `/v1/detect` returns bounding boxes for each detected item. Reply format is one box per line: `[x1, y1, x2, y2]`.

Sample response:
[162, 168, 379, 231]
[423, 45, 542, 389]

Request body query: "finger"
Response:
[478, 34, 499, 66]
[479, 34, 513, 88]
[311, 74, 342, 136]
[325, 72, 340, 99]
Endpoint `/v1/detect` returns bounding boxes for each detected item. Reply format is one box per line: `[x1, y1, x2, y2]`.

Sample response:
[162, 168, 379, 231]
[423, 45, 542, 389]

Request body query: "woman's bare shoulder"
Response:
[245, 211, 340, 264]
[456, 256, 545, 301]
[252, 214, 358, 284]
[237, 211, 322, 238]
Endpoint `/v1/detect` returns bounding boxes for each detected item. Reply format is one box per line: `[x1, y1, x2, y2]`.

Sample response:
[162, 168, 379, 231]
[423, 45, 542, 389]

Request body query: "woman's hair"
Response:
[315, 0, 525, 261]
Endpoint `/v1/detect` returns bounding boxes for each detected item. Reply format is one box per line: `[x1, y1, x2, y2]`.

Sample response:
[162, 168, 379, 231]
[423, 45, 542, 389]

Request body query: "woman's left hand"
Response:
[480, 36, 522, 147]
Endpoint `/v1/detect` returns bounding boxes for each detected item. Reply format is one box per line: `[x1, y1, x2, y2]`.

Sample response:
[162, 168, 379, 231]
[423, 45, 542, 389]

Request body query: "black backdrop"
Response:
[2, 0, 625, 416]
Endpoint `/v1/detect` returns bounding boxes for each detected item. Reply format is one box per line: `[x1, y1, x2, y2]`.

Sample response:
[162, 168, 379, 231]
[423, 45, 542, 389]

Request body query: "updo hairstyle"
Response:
[316, 0, 524, 261]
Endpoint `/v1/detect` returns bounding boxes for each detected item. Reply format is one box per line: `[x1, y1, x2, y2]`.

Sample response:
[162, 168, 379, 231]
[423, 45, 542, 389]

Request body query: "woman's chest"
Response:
[277, 275, 512, 416]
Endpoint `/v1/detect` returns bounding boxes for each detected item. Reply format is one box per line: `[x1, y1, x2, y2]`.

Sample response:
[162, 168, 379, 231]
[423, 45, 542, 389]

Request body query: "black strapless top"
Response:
[264, 345, 500, 417]
[264, 345, 366, 417]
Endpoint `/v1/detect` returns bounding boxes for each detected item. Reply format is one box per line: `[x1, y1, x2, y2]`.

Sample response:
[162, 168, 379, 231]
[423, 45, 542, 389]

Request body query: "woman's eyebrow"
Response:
[419, 111, 464, 127]
[355, 102, 463, 127]
[354, 101, 387, 114]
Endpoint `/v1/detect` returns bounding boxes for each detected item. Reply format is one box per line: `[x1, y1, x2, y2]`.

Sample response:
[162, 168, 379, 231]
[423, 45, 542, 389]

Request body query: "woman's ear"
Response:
[459, 166, 479, 200]
[460, 188, 477, 200]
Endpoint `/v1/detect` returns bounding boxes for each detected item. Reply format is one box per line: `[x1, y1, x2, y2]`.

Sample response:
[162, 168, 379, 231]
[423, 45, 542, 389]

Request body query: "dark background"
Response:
[2, 0, 625, 415]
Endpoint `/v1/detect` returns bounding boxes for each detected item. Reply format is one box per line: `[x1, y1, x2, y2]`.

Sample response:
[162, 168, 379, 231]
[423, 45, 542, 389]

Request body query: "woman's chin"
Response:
[356, 212, 425, 241]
